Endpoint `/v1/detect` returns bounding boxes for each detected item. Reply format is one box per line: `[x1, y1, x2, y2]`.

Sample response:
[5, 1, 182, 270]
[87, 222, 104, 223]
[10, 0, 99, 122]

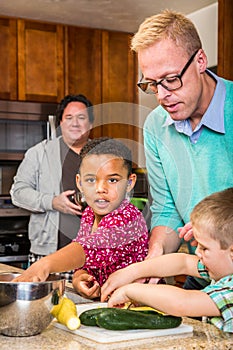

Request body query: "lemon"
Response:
[51, 297, 81, 330]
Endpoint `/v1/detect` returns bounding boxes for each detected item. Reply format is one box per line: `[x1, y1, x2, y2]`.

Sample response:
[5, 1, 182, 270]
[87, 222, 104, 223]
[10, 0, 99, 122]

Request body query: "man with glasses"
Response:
[132, 10, 233, 290]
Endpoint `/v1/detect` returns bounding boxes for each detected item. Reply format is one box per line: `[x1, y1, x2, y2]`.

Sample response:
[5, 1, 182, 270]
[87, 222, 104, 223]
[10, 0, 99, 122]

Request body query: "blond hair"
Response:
[131, 9, 202, 56]
[190, 188, 233, 250]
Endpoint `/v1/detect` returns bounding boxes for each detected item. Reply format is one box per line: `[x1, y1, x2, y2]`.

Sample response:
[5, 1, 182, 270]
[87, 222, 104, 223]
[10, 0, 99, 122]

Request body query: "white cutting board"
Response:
[54, 303, 193, 344]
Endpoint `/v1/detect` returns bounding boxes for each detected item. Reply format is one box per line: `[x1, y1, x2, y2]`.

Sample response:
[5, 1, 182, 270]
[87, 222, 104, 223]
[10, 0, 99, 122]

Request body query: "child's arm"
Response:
[72, 270, 100, 299]
[13, 242, 86, 282]
[101, 253, 199, 301]
[108, 283, 220, 318]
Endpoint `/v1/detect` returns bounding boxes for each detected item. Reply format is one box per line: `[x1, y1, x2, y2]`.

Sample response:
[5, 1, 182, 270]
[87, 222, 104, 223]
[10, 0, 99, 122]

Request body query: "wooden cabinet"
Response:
[65, 26, 139, 144]
[218, 0, 233, 80]
[99, 30, 139, 160]
[99, 30, 138, 143]
[17, 20, 64, 102]
[65, 26, 102, 106]
[0, 16, 139, 152]
[102, 30, 137, 104]
[0, 17, 17, 100]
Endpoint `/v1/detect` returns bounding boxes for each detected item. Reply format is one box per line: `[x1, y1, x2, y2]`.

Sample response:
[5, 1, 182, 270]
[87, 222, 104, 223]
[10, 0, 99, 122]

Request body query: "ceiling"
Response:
[0, 0, 217, 33]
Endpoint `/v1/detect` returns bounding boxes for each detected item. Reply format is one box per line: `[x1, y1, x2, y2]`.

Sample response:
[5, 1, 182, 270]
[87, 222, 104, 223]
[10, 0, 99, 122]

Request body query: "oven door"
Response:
[0, 197, 30, 268]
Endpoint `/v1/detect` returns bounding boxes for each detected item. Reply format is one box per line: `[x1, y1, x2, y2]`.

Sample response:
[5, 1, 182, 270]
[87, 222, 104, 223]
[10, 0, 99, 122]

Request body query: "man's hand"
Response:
[140, 242, 164, 284]
[52, 190, 83, 216]
[178, 222, 197, 246]
[144, 226, 181, 284]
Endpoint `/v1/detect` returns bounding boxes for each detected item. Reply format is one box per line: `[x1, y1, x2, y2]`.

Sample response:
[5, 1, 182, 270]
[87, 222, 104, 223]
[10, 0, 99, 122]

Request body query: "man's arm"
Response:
[147, 225, 181, 258]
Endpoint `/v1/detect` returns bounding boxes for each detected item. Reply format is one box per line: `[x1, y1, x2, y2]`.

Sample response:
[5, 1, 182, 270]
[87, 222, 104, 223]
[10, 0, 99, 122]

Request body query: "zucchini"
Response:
[96, 308, 182, 330]
[79, 307, 110, 326]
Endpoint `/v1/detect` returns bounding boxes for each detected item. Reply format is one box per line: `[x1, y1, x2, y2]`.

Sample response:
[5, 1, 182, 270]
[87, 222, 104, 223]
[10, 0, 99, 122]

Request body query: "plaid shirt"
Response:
[198, 260, 233, 332]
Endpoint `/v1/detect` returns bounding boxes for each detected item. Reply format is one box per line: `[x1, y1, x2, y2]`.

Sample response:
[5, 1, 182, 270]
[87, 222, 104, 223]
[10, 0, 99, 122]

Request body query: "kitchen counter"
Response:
[1, 263, 233, 350]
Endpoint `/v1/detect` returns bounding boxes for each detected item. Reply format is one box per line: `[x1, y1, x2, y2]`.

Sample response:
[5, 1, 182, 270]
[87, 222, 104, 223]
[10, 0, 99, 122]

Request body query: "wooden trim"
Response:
[17, 19, 26, 100]
[218, 0, 233, 79]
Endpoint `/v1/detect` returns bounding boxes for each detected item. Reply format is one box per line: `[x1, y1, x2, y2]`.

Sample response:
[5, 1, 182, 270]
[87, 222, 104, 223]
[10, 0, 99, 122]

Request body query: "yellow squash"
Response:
[127, 304, 165, 315]
[51, 296, 81, 330]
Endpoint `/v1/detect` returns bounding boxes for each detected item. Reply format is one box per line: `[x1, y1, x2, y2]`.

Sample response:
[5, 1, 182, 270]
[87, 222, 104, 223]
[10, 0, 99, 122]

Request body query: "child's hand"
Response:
[72, 271, 100, 299]
[101, 266, 136, 302]
[12, 258, 50, 282]
[107, 285, 131, 308]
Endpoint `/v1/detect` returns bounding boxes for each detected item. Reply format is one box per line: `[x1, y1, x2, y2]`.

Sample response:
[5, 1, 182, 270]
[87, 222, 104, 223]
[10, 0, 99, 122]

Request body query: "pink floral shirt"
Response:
[73, 199, 149, 286]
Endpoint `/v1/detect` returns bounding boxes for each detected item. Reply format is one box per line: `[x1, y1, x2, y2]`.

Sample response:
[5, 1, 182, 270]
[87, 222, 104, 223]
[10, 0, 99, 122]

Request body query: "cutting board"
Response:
[54, 303, 193, 344]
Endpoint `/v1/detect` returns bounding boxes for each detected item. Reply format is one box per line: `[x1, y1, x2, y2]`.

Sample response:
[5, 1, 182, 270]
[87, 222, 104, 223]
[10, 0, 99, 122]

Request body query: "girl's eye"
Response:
[108, 178, 118, 183]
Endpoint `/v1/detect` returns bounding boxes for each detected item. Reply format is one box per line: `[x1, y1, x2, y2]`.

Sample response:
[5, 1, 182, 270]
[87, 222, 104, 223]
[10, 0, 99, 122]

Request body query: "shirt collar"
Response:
[164, 70, 226, 134]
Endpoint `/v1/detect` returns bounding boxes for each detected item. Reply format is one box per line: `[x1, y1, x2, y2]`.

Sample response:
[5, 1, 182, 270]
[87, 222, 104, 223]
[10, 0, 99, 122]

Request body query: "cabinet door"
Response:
[102, 30, 137, 104]
[218, 0, 233, 80]
[65, 26, 102, 106]
[100, 30, 139, 160]
[17, 19, 64, 102]
[0, 17, 17, 100]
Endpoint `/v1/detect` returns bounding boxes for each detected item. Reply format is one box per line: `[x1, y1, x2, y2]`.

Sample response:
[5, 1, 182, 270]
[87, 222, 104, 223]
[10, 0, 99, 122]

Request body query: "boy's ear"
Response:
[126, 174, 137, 193]
[230, 245, 233, 261]
[76, 174, 82, 191]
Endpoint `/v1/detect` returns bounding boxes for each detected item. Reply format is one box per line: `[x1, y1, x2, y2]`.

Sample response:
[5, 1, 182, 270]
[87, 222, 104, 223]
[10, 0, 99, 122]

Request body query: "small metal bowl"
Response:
[0, 272, 65, 337]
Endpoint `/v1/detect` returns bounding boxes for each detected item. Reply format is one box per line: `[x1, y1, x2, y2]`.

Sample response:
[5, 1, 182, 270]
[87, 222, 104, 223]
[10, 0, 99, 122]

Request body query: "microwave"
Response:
[0, 100, 57, 194]
[0, 100, 57, 161]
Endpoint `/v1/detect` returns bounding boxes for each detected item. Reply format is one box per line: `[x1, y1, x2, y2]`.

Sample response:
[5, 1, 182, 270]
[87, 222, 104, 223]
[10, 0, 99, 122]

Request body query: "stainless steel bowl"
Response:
[0, 272, 65, 337]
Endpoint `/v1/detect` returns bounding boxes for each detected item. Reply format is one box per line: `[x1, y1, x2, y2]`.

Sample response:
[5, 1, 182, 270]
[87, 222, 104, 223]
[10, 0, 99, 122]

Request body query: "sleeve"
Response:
[143, 113, 183, 232]
[10, 142, 54, 212]
[197, 260, 211, 282]
[202, 280, 233, 332]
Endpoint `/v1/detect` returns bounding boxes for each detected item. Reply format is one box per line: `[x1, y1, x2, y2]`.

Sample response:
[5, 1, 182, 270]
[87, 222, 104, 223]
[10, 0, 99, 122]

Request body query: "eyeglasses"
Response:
[137, 50, 199, 94]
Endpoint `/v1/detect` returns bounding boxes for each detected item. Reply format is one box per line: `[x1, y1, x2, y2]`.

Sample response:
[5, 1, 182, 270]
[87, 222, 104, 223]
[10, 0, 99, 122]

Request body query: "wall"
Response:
[187, 2, 218, 68]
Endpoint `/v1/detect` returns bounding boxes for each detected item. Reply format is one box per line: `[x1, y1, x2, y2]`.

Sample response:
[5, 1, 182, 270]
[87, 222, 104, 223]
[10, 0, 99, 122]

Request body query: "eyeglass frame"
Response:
[137, 49, 199, 94]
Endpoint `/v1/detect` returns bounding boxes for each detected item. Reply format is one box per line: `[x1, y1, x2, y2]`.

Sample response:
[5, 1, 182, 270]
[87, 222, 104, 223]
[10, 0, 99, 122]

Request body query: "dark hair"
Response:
[56, 94, 94, 125]
[80, 137, 133, 175]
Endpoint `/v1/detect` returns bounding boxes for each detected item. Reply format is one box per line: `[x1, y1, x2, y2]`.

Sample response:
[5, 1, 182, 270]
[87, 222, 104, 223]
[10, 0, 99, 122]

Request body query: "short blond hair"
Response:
[190, 188, 233, 250]
[131, 9, 202, 55]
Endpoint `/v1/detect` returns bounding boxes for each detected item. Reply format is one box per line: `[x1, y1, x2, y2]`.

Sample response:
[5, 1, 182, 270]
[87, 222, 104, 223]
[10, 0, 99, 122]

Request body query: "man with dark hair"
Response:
[11, 94, 94, 280]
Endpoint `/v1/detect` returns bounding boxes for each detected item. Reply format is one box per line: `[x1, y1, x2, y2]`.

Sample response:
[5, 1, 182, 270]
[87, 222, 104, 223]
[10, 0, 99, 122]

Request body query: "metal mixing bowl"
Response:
[0, 272, 65, 337]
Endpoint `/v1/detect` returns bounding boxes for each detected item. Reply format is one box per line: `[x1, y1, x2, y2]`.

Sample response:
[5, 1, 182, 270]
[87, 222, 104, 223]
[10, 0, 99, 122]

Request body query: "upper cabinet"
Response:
[0, 18, 17, 100]
[101, 30, 137, 104]
[0, 16, 138, 106]
[17, 20, 65, 102]
[218, 0, 233, 80]
[0, 16, 139, 151]
[65, 26, 102, 106]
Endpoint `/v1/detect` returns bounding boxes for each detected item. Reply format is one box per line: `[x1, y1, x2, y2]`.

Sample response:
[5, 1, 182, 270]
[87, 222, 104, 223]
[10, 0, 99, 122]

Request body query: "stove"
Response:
[0, 196, 30, 268]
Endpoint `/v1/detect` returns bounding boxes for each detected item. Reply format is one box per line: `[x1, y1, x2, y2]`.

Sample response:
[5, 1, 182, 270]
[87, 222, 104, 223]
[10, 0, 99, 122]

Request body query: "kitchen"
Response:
[1, 0, 233, 348]
[0, 0, 220, 268]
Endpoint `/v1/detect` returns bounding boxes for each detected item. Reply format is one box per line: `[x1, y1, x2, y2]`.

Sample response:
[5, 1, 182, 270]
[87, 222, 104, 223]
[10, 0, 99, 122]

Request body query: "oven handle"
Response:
[0, 255, 28, 262]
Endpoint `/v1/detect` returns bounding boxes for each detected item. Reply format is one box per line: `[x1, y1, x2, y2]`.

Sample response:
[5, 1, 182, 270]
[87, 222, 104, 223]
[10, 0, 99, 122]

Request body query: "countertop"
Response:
[1, 263, 233, 350]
